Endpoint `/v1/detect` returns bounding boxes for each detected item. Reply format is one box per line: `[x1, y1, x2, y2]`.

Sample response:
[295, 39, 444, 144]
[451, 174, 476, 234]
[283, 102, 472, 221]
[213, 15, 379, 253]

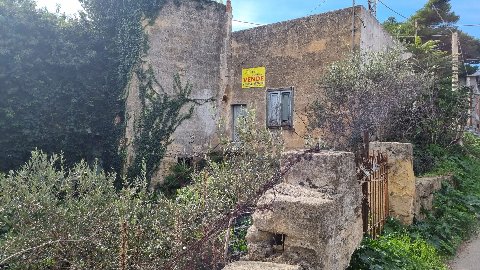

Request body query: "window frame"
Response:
[266, 87, 294, 129]
[231, 104, 247, 141]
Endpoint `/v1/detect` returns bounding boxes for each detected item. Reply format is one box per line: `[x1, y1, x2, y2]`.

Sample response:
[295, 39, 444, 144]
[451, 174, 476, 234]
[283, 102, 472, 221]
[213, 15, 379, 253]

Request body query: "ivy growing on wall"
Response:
[1, 0, 215, 180]
[126, 69, 194, 183]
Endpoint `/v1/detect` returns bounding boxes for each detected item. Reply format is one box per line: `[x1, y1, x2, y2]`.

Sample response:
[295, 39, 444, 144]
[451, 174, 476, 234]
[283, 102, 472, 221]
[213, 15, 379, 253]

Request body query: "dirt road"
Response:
[450, 233, 480, 270]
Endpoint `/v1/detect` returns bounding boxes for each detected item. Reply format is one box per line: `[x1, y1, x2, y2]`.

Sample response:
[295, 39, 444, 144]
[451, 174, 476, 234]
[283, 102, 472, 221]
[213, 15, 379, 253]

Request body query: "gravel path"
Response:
[450, 233, 480, 270]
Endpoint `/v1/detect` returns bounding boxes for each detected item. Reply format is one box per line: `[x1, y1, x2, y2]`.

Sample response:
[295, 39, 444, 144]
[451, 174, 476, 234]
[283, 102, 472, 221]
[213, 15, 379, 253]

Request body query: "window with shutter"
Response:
[266, 88, 293, 128]
[267, 92, 281, 127]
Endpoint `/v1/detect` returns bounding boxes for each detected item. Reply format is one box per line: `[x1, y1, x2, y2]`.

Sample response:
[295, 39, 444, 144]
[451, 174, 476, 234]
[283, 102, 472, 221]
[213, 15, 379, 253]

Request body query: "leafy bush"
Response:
[309, 48, 432, 150]
[0, 110, 283, 269]
[159, 161, 195, 198]
[348, 232, 446, 270]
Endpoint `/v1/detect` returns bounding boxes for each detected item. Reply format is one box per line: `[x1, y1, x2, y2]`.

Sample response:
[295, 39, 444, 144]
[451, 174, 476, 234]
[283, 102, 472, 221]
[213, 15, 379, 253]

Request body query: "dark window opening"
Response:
[232, 104, 247, 141]
[272, 233, 286, 253]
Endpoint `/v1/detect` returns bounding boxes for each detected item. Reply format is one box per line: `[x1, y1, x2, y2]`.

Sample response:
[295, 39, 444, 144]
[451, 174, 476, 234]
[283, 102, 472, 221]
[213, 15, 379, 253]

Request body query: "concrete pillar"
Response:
[369, 142, 415, 225]
[246, 150, 363, 270]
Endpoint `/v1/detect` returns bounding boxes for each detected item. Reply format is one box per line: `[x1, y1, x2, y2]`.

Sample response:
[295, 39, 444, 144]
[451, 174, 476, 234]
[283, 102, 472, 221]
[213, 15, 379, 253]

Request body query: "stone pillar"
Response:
[414, 176, 448, 221]
[370, 142, 415, 225]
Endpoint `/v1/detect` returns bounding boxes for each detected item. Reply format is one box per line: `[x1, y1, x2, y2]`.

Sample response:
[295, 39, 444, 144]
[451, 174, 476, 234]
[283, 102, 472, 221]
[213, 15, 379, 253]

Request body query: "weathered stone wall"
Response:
[245, 150, 363, 270]
[227, 7, 360, 150]
[125, 0, 231, 184]
[227, 6, 395, 150]
[358, 8, 396, 52]
[467, 75, 480, 130]
[370, 142, 416, 225]
[414, 175, 451, 221]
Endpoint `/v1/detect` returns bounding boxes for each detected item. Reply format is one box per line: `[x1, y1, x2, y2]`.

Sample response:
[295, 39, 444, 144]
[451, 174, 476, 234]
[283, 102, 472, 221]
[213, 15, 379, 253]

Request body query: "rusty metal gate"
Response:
[356, 135, 389, 239]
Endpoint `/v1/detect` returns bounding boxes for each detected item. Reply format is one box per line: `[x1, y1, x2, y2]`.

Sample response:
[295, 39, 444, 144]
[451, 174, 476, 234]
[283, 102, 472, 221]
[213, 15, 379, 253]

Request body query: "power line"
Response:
[233, 0, 329, 29]
[377, 0, 407, 19]
[232, 19, 264, 26]
[308, 0, 328, 15]
[457, 24, 480, 27]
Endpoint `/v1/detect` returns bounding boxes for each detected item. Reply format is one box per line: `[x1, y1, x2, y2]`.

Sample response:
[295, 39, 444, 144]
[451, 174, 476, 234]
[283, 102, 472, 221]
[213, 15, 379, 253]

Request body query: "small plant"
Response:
[158, 160, 194, 198]
[228, 215, 252, 260]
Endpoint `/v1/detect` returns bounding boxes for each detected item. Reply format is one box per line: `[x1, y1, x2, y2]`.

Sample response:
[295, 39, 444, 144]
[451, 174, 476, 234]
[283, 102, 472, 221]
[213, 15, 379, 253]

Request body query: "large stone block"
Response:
[282, 151, 357, 196]
[414, 175, 451, 220]
[370, 142, 415, 225]
[246, 150, 363, 270]
[253, 183, 337, 241]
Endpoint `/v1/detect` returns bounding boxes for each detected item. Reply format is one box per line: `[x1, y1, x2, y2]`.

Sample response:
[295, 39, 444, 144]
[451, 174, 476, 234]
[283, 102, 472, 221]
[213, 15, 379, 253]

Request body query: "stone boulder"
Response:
[414, 175, 451, 220]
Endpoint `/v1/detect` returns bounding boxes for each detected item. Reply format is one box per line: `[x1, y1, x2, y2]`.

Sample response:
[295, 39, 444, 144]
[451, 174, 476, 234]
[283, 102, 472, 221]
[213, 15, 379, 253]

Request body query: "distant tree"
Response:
[382, 0, 480, 66]
[411, 0, 459, 27]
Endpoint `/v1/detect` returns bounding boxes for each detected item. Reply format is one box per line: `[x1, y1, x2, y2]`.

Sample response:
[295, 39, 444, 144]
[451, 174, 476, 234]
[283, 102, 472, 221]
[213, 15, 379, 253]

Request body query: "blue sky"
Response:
[35, 0, 479, 38]
[231, 0, 480, 38]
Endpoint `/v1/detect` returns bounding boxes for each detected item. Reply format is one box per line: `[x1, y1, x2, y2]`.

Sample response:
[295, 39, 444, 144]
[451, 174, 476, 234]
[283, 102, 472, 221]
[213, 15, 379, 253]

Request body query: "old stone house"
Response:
[124, 0, 396, 184]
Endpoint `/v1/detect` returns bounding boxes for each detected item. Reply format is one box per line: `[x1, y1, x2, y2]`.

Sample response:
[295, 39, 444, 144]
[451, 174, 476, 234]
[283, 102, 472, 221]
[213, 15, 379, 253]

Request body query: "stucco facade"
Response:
[124, 0, 231, 183]
[124, 1, 397, 183]
[226, 6, 395, 151]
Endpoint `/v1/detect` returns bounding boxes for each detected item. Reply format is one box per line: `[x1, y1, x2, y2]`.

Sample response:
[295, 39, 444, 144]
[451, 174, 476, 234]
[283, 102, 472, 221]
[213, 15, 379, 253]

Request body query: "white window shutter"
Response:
[268, 92, 281, 127]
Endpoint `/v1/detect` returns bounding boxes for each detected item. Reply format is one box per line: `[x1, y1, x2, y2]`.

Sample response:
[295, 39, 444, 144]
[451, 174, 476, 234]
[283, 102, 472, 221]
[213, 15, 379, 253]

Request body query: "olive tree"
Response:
[308, 48, 434, 150]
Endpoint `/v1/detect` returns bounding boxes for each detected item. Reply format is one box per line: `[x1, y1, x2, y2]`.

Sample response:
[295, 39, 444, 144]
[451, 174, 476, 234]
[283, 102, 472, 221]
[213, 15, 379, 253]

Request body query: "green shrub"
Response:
[0, 110, 283, 269]
[349, 233, 446, 270]
[158, 161, 194, 198]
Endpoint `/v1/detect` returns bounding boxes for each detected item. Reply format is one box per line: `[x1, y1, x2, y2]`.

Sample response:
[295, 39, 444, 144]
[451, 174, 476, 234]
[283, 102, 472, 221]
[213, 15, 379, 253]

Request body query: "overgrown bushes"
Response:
[309, 48, 433, 150]
[0, 111, 283, 269]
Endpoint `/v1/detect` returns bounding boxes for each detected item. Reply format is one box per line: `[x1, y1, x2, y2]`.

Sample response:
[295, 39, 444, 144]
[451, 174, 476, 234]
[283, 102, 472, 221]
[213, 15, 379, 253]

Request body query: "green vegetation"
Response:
[126, 73, 195, 185]
[0, 0, 210, 184]
[160, 160, 195, 198]
[349, 232, 447, 270]
[0, 0, 124, 173]
[0, 111, 283, 269]
[349, 133, 480, 269]
[383, 0, 480, 67]
[308, 48, 433, 150]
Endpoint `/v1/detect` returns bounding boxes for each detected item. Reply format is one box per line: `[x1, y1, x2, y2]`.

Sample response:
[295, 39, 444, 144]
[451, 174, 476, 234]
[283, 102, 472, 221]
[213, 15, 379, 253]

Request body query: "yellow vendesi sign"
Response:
[242, 67, 266, 89]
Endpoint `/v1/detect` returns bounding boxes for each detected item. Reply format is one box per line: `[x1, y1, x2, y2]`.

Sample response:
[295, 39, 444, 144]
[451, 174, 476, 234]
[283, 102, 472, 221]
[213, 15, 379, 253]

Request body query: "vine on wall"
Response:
[1, 0, 218, 185]
[126, 69, 194, 183]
